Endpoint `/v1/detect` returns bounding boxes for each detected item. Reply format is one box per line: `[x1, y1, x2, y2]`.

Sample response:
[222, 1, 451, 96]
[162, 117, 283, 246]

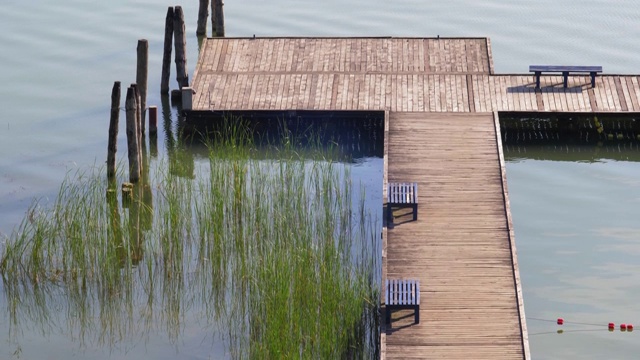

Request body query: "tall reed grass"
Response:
[0, 119, 380, 358]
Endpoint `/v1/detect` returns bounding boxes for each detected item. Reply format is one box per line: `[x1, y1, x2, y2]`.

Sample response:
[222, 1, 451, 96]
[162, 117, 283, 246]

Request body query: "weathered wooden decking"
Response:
[191, 37, 640, 113]
[383, 112, 526, 359]
[186, 36, 640, 359]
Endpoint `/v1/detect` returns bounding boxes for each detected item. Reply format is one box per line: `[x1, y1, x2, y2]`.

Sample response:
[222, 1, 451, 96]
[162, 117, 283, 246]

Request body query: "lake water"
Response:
[2, 0, 640, 358]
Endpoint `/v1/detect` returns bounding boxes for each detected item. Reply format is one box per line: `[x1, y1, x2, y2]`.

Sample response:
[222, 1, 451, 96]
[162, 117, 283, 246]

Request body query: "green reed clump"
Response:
[0, 118, 380, 358]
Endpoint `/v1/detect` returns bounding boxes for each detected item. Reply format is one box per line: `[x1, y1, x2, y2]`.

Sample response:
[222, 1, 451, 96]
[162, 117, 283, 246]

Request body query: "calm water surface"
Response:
[2, 0, 640, 358]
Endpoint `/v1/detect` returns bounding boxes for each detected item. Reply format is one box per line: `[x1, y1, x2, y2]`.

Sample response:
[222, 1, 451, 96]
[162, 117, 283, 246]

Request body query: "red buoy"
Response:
[628, 324, 634, 331]
[608, 323, 615, 330]
[557, 318, 564, 325]
[621, 324, 627, 331]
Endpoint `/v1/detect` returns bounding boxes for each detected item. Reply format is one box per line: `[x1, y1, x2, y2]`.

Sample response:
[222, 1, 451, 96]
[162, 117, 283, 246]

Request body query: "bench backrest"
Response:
[529, 65, 603, 73]
[385, 279, 420, 305]
[388, 182, 418, 204]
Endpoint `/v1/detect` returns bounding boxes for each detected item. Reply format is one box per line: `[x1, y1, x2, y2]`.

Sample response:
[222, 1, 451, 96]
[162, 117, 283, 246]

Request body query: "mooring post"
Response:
[212, 0, 225, 37]
[107, 81, 121, 180]
[197, 0, 209, 35]
[211, 0, 224, 37]
[136, 39, 148, 130]
[181, 87, 194, 110]
[125, 87, 141, 183]
[174, 6, 189, 89]
[161, 7, 174, 95]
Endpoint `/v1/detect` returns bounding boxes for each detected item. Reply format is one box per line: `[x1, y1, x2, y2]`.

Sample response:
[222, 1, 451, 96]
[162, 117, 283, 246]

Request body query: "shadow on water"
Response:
[0, 109, 383, 359]
[500, 112, 640, 162]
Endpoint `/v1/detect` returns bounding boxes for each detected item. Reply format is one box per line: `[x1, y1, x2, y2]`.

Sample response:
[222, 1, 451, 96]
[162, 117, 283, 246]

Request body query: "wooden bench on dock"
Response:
[385, 279, 420, 324]
[530, 65, 603, 90]
[387, 182, 418, 224]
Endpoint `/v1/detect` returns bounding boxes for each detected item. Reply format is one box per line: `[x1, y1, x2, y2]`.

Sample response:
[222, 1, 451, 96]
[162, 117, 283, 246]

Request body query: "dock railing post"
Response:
[136, 39, 148, 129]
[161, 7, 174, 94]
[197, 0, 209, 35]
[125, 87, 141, 183]
[107, 81, 121, 180]
[173, 6, 189, 89]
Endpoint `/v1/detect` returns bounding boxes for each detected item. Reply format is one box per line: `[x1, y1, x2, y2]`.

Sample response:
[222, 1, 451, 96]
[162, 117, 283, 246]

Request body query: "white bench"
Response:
[387, 182, 418, 224]
[385, 279, 420, 324]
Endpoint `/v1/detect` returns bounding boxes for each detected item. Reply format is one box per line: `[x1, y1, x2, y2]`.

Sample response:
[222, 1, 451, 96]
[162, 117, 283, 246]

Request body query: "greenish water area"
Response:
[502, 114, 640, 360]
[3, 0, 640, 358]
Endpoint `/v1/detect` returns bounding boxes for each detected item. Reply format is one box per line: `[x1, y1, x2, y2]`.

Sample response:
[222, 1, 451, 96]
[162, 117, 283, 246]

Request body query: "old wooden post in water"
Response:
[132, 84, 144, 175]
[174, 6, 189, 89]
[107, 81, 121, 180]
[136, 39, 148, 130]
[161, 7, 174, 95]
[125, 86, 141, 183]
[197, 0, 209, 35]
[212, 0, 225, 37]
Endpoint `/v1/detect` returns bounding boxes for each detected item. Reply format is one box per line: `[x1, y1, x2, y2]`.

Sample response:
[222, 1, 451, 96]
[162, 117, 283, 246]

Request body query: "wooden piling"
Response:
[212, 0, 225, 37]
[136, 39, 148, 130]
[125, 87, 141, 183]
[161, 7, 174, 95]
[107, 81, 121, 180]
[132, 84, 144, 177]
[148, 106, 158, 134]
[173, 6, 189, 89]
[197, 0, 209, 35]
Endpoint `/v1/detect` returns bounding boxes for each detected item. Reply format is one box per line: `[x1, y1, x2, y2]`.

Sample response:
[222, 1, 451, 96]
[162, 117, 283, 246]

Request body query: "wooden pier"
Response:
[187, 36, 640, 359]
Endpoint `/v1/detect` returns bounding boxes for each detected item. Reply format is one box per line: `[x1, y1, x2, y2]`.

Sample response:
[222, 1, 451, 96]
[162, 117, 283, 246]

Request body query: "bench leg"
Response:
[386, 306, 392, 324]
[591, 72, 596, 88]
[387, 203, 393, 225]
[413, 204, 418, 221]
[534, 72, 541, 90]
[562, 71, 569, 88]
[415, 306, 420, 324]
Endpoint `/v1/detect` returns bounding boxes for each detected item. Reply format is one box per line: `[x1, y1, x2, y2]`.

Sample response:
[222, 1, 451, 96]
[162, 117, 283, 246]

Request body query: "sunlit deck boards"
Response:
[384, 112, 525, 359]
[185, 36, 640, 360]
[191, 37, 640, 113]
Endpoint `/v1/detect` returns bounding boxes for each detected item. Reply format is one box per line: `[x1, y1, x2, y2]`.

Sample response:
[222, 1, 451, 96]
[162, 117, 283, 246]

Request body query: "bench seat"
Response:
[385, 279, 420, 324]
[529, 65, 603, 89]
[387, 182, 418, 224]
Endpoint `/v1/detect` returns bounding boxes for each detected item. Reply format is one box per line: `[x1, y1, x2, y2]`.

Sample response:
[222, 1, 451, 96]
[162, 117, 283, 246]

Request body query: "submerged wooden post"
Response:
[197, 0, 209, 35]
[136, 39, 148, 130]
[125, 87, 141, 183]
[212, 0, 225, 37]
[161, 7, 174, 94]
[107, 81, 121, 180]
[173, 6, 189, 89]
[148, 106, 158, 134]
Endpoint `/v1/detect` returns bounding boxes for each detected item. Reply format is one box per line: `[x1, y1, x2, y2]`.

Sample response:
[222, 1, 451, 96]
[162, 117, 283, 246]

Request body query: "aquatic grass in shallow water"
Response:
[0, 120, 380, 358]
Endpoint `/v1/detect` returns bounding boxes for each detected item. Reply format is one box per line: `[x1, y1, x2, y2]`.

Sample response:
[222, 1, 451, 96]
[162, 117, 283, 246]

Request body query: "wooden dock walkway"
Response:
[186, 36, 640, 359]
[383, 112, 526, 359]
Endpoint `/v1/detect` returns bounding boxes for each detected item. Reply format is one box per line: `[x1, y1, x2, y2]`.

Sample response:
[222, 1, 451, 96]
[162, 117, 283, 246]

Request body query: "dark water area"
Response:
[180, 110, 385, 161]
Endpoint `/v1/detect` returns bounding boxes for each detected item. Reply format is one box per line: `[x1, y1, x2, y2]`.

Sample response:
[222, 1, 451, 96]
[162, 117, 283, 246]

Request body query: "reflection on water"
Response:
[503, 114, 640, 359]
